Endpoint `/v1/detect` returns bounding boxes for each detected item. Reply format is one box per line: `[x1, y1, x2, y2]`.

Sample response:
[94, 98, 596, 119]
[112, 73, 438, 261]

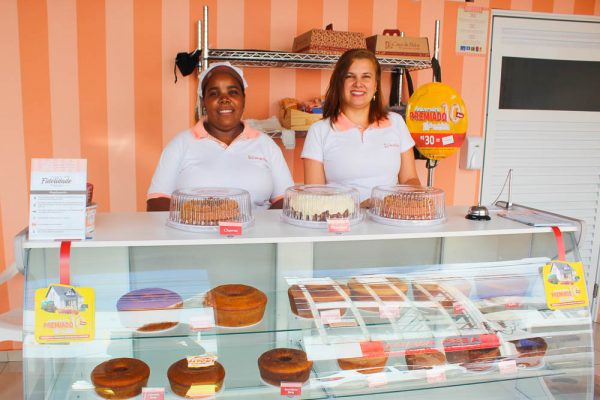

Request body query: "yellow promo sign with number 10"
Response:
[406, 82, 468, 161]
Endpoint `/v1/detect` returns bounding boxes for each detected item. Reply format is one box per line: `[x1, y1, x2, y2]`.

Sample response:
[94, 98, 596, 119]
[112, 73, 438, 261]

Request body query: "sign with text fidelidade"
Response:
[29, 159, 87, 240]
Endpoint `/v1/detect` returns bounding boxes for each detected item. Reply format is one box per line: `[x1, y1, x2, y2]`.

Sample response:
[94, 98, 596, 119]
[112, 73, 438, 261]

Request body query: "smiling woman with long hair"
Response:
[147, 62, 293, 211]
[302, 49, 420, 207]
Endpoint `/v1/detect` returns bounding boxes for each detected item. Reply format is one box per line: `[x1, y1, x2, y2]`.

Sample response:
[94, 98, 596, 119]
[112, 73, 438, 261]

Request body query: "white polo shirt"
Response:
[148, 119, 294, 208]
[301, 112, 415, 201]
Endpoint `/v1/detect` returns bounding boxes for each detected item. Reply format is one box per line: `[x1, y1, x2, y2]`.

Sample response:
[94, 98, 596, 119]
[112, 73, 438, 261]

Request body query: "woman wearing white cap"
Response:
[147, 62, 293, 211]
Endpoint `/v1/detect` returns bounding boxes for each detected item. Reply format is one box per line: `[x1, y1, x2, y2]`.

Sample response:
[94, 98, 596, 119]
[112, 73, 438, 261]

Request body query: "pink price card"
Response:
[426, 369, 447, 384]
[189, 310, 215, 331]
[219, 221, 242, 236]
[142, 388, 164, 400]
[453, 302, 465, 315]
[499, 359, 518, 374]
[327, 218, 350, 233]
[379, 304, 400, 318]
[367, 373, 388, 388]
[319, 309, 342, 325]
[280, 381, 302, 396]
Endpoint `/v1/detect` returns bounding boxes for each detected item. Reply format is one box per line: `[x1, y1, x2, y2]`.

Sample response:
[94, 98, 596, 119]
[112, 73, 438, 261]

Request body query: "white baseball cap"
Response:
[198, 62, 248, 98]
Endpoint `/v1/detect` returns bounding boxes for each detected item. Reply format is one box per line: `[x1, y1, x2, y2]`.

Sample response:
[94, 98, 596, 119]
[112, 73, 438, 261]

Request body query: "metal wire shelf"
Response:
[206, 49, 432, 72]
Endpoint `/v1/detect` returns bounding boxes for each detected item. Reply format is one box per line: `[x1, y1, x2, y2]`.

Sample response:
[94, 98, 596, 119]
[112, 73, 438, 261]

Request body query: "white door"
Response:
[480, 10, 600, 317]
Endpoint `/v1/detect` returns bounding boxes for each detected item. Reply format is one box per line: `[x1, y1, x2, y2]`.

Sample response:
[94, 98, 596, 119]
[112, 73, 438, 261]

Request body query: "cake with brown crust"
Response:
[258, 348, 313, 386]
[91, 358, 150, 399]
[167, 358, 225, 398]
[337, 342, 389, 374]
[380, 194, 438, 220]
[348, 277, 407, 312]
[405, 350, 446, 370]
[204, 284, 267, 327]
[288, 283, 349, 319]
[179, 198, 239, 226]
[461, 347, 502, 372]
[511, 337, 547, 368]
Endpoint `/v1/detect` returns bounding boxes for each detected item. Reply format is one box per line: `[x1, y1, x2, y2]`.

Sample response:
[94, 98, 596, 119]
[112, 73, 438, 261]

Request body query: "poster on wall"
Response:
[456, 6, 490, 56]
[29, 158, 87, 240]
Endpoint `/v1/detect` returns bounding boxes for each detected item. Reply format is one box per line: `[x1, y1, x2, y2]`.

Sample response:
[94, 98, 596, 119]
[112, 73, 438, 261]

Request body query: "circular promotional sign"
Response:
[406, 82, 468, 161]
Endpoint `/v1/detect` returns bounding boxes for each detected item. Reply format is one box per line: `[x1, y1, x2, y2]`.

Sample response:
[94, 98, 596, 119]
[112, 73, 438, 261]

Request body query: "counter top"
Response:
[22, 206, 578, 249]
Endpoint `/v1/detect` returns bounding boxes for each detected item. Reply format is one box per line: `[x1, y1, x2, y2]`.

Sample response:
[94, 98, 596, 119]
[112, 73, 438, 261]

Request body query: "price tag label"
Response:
[360, 341, 386, 357]
[142, 388, 165, 400]
[367, 373, 388, 388]
[219, 221, 242, 236]
[327, 218, 350, 233]
[319, 309, 341, 325]
[187, 354, 217, 368]
[426, 368, 447, 383]
[379, 304, 400, 318]
[280, 381, 302, 396]
[189, 309, 215, 331]
[499, 359, 518, 374]
[453, 302, 465, 315]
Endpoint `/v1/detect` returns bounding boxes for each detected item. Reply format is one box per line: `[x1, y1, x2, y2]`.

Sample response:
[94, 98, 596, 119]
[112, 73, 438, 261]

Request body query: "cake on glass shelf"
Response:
[369, 185, 445, 225]
[281, 184, 362, 228]
[167, 187, 253, 232]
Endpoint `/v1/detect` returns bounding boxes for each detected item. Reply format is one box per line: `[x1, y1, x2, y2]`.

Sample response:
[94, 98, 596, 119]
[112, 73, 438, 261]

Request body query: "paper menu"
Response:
[29, 159, 87, 240]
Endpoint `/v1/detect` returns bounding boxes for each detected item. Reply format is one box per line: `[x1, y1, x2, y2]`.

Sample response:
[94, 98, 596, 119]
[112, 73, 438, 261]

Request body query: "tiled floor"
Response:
[2, 326, 600, 399]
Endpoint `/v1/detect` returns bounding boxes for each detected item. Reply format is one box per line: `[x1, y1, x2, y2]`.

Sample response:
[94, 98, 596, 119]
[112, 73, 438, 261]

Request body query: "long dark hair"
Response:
[323, 48, 387, 125]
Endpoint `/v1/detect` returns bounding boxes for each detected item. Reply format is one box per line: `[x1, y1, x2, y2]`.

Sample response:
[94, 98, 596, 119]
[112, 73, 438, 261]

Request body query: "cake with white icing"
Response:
[282, 184, 362, 226]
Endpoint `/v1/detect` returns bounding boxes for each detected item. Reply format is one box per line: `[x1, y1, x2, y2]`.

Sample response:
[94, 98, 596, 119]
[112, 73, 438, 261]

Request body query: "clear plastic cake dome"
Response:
[167, 187, 253, 232]
[281, 184, 363, 228]
[368, 185, 446, 226]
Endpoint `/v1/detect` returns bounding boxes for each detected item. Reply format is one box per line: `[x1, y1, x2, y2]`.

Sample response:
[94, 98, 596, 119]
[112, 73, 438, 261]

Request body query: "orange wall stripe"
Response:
[163, 0, 191, 144]
[348, 0, 372, 33]
[574, 0, 596, 14]
[217, 0, 243, 47]
[296, 0, 324, 104]
[531, 0, 553, 12]
[17, 0, 53, 174]
[554, 0, 575, 13]
[244, 0, 271, 119]
[373, 0, 396, 35]
[510, 0, 533, 11]
[322, 0, 348, 96]
[397, 0, 422, 104]
[270, 1, 297, 116]
[134, 0, 163, 211]
[1, 1, 28, 332]
[47, 0, 81, 158]
[106, 0, 137, 212]
[77, 0, 110, 212]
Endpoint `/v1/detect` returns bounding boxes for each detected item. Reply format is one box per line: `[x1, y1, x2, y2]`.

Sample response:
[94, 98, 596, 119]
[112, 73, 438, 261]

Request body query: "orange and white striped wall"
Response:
[1, 0, 599, 351]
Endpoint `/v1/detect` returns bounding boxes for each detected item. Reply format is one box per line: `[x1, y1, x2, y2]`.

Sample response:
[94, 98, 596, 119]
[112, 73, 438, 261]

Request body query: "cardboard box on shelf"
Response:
[293, 25, 366, 54]
[282, 109, 322, 131]
[366, 30, 430, 60]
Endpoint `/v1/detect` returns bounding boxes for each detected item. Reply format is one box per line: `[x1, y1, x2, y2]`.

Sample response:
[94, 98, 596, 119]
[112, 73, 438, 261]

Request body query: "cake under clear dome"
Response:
[369, 185, 445, 226]
[167, 187, 253, 232]
[281, 184, 362, 228]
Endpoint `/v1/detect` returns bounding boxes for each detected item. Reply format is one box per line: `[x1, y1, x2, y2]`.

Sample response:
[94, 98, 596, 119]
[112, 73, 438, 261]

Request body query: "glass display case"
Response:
[19, 207, 593, 399]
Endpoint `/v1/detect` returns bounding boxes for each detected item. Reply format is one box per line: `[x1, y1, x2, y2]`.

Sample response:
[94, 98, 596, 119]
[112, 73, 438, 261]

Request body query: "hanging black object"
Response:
[174, 49, 200, 83]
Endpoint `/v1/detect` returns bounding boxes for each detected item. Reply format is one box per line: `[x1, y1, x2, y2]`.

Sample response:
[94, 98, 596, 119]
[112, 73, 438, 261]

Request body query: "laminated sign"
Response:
[543, 260, 588, 310]
[35, 284, 95, 343]
[406, 83, 468, 160]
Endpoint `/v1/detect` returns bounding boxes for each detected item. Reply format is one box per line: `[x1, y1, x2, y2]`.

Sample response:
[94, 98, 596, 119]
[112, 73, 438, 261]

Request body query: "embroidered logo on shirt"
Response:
[383, 143, 401, 148]
[248, 155, 267, 161]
